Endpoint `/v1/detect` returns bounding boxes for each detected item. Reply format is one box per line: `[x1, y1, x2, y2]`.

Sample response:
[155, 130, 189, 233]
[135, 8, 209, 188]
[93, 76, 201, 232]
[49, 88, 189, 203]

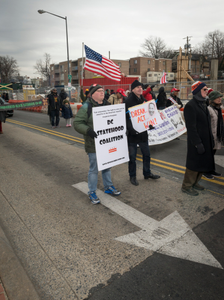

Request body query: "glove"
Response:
[87, 128, 97, 139]
[196, 143, 205, 154]
[150, 85, 155, 89]
[174, 103, 181, 109]
[149, 124, 155, 130]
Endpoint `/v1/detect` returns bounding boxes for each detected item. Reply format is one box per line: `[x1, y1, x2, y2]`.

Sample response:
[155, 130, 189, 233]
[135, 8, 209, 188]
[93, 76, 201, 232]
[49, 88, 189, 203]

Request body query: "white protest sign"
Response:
[148, 105, 186, 145]
[92, 103, 129, 171]
[128, 100, 163, 133]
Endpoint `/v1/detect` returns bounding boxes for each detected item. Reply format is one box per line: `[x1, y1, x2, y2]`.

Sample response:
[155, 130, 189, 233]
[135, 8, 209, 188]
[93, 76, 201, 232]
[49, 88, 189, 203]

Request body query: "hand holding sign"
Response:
[128, 100, 163, 133]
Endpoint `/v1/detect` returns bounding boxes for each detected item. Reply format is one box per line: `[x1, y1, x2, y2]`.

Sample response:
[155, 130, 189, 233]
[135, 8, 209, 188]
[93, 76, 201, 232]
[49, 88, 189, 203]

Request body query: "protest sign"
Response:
[92, 103, 129, 171]
[148, 105, 186, 145]
[128, 100, 163, 133]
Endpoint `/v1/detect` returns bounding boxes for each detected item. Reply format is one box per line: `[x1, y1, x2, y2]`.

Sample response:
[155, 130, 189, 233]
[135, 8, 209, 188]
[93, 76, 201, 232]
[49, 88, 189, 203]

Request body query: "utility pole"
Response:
[183, 36, 192, 55]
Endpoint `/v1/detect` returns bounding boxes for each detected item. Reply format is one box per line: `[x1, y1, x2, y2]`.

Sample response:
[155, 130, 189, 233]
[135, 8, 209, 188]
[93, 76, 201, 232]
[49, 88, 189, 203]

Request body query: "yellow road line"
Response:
[7, 119, 224, 187]
[7, 119, 84, 144]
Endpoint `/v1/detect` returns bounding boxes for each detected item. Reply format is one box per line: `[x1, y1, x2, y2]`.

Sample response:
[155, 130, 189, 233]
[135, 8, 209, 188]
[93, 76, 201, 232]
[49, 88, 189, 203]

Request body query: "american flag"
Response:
[84, 45, 121, 82]
[160, 72, 167, 84]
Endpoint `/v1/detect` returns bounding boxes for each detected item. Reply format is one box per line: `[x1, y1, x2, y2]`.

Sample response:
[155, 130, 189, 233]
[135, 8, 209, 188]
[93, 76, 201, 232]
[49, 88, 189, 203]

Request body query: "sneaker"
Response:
[66, 124, 69, 127]
[203, 173, 214, 180]
[211, 171, 221, 177]
[181, 187, 199, 196]
[52, 126, 56, 129]
[89, 192, 100, 204]
[104, 186, 121, 196]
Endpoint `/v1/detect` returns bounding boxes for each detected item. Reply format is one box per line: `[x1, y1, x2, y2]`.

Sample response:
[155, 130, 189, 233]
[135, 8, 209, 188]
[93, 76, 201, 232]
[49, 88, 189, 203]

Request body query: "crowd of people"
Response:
[74, 79, 224, 203]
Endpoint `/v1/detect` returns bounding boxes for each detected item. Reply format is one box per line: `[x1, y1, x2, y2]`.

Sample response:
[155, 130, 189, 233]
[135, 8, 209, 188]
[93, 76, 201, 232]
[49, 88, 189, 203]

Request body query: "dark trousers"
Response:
[50, 110, 60, 126]
[128, 141, 151, 178]
[182, 168, 203, 189]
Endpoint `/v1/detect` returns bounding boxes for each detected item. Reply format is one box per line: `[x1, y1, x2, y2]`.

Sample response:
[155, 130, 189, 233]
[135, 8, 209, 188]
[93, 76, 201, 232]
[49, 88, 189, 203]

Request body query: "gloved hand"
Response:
[87, 128, 97, 139]
[150, 85, 155, 89]
[174, 103, 181, 109]
[148, 124, 155, 130]
[196, 143, 205, 154]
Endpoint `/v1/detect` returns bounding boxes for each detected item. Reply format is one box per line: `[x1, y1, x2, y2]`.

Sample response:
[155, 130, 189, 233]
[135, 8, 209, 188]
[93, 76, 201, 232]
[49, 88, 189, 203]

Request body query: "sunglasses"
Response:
[202, 88, 208, 91]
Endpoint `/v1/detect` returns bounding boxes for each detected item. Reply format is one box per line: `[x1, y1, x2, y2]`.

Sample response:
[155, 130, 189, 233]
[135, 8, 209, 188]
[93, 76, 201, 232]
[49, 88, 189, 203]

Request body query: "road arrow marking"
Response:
[73, 182, 223, 269]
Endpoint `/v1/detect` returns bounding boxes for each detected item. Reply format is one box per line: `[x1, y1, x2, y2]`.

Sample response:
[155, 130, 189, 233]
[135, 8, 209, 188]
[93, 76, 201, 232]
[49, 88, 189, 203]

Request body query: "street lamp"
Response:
[38, 9, 71, 100]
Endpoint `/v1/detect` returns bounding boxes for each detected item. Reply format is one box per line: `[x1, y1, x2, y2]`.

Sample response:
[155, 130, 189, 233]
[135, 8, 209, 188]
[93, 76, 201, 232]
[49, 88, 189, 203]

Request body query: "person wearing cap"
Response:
[182, 81, 215, 196]
[105, 89, 110, 100]
[125, 79, 160, 186]
[108, 88, 126, 105]
[203, 91, 223, 179]
[166, 88, 183, 109]
[73, 84, 121, 204]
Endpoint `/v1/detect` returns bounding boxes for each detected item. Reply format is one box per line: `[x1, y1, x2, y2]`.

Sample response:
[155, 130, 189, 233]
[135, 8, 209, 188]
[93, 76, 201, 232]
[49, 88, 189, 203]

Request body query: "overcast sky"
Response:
[1, 0, 223, 78]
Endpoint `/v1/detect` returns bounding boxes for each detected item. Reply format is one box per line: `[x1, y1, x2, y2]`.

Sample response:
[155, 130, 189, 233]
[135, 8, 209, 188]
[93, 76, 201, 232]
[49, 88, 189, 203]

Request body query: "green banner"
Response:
[0, 100, 43, 111]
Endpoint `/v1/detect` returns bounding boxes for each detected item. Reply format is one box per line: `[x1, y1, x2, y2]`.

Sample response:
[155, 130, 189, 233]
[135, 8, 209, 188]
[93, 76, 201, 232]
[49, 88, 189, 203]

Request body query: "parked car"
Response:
[0, 97, 14, 117]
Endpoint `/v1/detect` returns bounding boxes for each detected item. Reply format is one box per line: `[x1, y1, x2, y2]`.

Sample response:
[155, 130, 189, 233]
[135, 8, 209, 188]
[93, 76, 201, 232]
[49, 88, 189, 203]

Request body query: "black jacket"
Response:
[156, 87, 167, 109]
[184, 97, 215, 172]
[48, 93, 61, 111]
[166, 95, 183, 108]
[125, 92, 148, 143]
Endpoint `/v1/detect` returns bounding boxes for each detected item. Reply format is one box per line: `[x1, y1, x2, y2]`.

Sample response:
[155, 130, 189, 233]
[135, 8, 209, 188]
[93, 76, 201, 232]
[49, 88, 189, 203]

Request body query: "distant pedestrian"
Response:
[0, 97, 7, 134]
[62, 98, 73, 127]
[48, 88, 61, 128]
[142, 84, 155, 101]
[108, 88, 126, 105]
[80, 86, 90, 104]
[59, 88, 68, 106]
[105, 89, 110, 100]
[166, 88, 183, 109]
[156, 87, 167, 110]
[110, 89, 115, 95]
[203, 91, 224, 179]
[182, 81, 215, 196]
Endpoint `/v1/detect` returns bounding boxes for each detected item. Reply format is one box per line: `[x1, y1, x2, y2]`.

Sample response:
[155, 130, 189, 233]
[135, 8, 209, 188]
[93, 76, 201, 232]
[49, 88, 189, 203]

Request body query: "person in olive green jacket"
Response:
[73, 84, 121, 204]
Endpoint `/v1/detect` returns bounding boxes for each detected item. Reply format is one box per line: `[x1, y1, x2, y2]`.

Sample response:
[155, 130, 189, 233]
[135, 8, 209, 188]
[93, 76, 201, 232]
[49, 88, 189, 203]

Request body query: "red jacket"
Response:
[142, 87, 153, 101]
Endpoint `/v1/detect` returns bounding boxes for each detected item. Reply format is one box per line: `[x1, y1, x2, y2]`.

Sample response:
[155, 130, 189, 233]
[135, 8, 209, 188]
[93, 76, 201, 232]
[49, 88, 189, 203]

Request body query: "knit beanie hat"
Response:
[208, 91, 222, 102]
[89, 84, 103, 96]
[131, 80, 142, 91]
[191, 81, 206, 95]
[207, 88, 213, 95]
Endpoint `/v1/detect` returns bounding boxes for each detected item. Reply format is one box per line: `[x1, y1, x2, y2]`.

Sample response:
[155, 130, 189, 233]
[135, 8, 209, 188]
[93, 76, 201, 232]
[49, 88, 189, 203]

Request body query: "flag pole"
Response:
[82, 42, 84, 86]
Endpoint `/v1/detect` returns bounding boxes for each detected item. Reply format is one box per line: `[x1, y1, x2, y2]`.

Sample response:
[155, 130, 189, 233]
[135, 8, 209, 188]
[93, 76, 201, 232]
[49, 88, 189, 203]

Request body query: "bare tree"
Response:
[34, 53, 51, 85]
[0, 55, 19, 83]
[140, 36, 170, 58]
[192, 30, 224, 68]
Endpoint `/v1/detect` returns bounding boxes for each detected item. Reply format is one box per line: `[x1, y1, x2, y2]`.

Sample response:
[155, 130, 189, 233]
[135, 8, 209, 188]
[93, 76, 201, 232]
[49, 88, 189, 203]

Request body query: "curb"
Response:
[0, 226, 40, 300]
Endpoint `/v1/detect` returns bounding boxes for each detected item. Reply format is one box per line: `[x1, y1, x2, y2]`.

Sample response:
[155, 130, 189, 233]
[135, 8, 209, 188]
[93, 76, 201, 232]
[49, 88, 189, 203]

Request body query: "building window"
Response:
[134, 68, 137, 73]
[163, 61, 166, 65]
[148, 60, 151, 64]
[118, 62, 122, 67]
[80, 61, 83, 66]
[134, 60, 137, 64]
[148, 68, 150, 71]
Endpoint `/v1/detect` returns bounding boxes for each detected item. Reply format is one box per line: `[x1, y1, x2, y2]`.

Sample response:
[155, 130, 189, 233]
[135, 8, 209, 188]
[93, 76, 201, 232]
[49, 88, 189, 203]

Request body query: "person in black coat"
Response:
[125, 80, 160, 186]
[59, 88, 68, 106]
[156, 87, 167, 110]
[182, 81, 215, 196]
[48, 88, 62, 128]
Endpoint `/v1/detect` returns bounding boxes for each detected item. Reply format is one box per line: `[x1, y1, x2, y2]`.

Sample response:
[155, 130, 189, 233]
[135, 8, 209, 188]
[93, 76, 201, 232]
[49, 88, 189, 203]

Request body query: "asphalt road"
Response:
[0, 110, 224, 300]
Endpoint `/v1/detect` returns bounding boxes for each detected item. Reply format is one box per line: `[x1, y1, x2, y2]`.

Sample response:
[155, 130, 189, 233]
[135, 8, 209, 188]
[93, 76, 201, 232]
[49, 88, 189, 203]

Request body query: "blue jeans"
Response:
[128, 141, 151, 177]
[88, 153, 113, 193]
[50, 110, 60, 126]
